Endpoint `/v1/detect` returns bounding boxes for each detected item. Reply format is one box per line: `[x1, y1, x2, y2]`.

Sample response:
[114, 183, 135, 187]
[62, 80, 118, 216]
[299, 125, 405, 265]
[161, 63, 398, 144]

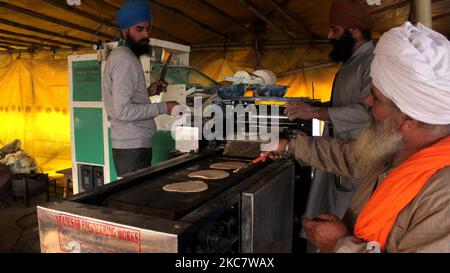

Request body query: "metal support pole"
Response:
[414, 0, 432, 28]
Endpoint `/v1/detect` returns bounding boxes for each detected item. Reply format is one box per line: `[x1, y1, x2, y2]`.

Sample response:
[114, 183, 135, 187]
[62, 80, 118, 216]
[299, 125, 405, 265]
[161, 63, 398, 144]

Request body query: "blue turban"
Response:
[116, 0, 152, 30]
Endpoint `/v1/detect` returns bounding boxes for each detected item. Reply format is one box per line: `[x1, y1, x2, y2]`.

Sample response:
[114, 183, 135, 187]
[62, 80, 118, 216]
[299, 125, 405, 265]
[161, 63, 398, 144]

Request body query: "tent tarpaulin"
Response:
[0, 44, 339, 174]
[0, 55, 71, 174]
[190, 47, 339, 101]
[0, 0, 448, 173]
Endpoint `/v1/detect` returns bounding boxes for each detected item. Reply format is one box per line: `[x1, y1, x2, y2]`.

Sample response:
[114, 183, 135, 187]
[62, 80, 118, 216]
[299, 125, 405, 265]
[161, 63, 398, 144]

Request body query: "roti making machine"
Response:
[37, 65, 320, 253]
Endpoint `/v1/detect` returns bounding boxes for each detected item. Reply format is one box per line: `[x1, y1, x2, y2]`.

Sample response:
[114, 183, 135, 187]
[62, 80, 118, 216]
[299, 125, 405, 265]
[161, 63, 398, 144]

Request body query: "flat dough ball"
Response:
[163, 181, 208, 193]
[188, 170, 230, 180]
[210, 161, 247, 170]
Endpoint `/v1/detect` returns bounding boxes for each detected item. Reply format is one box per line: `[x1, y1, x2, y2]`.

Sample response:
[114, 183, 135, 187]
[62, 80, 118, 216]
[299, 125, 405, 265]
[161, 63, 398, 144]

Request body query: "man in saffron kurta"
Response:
[263, 22, 450, 252]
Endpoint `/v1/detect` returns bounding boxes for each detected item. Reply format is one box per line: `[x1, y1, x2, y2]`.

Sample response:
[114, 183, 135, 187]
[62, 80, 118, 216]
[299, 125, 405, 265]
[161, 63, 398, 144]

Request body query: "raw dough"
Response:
[188, 170, 230, 180]
[163, 181, 208, 193]
[210, 161, 247, 170]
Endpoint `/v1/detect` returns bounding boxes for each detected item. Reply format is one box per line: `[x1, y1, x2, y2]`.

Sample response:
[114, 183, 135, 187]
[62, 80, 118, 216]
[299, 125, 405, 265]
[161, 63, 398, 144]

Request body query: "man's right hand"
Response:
[148, 80, 168, 97]
[301, 214, 350, 253]
[260, 138, 290, 161]
[166, 101, 179, 115]
[285, 101, 316, 121]
[285, 101, 329, 121]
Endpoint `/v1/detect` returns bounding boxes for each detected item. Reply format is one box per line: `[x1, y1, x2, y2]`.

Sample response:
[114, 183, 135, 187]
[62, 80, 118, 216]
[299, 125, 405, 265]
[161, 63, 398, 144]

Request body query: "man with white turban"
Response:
[263, 22, 450, 252]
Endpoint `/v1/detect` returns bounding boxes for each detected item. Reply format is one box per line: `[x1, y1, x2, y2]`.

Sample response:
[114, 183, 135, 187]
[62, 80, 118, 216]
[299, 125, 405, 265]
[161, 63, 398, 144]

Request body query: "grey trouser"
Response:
[112, 148, 152, 177]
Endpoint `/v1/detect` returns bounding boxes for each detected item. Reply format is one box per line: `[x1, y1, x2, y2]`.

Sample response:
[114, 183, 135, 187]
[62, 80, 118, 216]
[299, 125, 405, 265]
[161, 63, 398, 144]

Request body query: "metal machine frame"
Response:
[37, 152, 294, 253]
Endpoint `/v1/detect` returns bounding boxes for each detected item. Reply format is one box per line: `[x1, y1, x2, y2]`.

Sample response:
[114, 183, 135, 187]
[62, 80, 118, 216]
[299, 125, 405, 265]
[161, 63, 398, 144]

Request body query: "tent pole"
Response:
[414, 0, 432, 28]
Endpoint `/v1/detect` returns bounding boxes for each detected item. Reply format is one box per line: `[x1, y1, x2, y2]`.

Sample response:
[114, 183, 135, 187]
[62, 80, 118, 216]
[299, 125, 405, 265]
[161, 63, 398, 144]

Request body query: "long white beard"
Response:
[354, 115, 404, 173]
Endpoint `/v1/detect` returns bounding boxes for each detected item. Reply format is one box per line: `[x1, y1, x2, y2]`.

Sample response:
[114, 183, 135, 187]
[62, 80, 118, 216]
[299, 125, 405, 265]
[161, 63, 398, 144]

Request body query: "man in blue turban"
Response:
[116, 0, 153, 56]
[103, 0, 178, 177]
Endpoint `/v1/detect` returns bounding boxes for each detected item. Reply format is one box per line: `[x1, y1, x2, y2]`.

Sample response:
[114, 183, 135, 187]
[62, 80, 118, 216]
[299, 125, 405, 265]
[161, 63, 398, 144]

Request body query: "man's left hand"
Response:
[302, 214, 350, 253]
[148, 80, 168, 97]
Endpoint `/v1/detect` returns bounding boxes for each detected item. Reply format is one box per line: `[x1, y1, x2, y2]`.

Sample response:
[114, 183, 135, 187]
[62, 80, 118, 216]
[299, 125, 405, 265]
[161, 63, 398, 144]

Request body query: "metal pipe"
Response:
[191, 43, 330, 52]
[0, 18, 92, 45]
[191, 39, 329, 48]
[371, 0, 410, 15]
[0, 29, 83, 48]
[414, 0, 432, 28]
[0, 47, 93, 55]
[42, 0, 117, 28]
[433, 11, 450, 22]
[265, 0, 315, 41]
[43, 0, 190, 45]
[0, 36, 49, 48]
[151, 0, 228, 41]
[235, 0, 295, 40]
[0, 1, 114, 40]
[0, 42, 27, 49]
[196, 0, 264, 41]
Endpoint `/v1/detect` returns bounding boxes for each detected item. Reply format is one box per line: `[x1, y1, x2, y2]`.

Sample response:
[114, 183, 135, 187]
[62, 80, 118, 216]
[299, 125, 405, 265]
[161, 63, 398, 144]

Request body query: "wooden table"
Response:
[56, 168, 72, 199]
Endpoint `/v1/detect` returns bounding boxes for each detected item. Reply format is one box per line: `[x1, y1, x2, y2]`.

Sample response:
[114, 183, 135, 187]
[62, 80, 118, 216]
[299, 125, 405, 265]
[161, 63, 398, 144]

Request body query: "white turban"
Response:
[371, 22, 450, 125]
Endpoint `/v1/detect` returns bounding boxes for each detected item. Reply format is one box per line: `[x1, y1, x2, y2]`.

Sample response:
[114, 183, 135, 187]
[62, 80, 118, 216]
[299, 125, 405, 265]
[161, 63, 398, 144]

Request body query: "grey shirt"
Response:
[303, 41, 375, 225]
[103, 46, 167, 149]
[328, 41, 374, 140]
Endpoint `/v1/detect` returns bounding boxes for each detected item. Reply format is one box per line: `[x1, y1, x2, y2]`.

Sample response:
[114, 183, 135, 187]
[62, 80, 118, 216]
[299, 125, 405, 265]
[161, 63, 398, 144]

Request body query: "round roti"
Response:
[188, 170, 230, 180]
[163, 181, 208, 193]
[209, 161, 247, 170]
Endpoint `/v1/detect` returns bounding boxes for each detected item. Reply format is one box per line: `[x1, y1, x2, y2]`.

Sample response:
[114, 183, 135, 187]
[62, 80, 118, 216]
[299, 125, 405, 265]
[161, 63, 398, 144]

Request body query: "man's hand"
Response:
[165, 101, 180, 115]
[285, 101, 322, 121]
[302, 214, 350, 253]
[260, 138, 290, 161]
[148, 80, 168, 97]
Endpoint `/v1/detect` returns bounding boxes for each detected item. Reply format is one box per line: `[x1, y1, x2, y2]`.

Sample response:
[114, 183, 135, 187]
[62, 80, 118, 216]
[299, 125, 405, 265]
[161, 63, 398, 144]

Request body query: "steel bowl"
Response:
[217, 84, 247, 99]
[254, 85, 288, 97]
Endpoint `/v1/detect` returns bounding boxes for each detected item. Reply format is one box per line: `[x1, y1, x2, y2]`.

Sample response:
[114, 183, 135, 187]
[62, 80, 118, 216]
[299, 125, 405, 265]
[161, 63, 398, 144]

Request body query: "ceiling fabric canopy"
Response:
[0, 0, 447, 51]
[0, 0, 448, 174]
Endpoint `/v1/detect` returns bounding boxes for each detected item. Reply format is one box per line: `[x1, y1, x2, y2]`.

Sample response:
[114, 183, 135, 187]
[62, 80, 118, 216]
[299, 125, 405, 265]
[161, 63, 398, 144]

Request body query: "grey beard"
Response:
[354, 115, 404, 173]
